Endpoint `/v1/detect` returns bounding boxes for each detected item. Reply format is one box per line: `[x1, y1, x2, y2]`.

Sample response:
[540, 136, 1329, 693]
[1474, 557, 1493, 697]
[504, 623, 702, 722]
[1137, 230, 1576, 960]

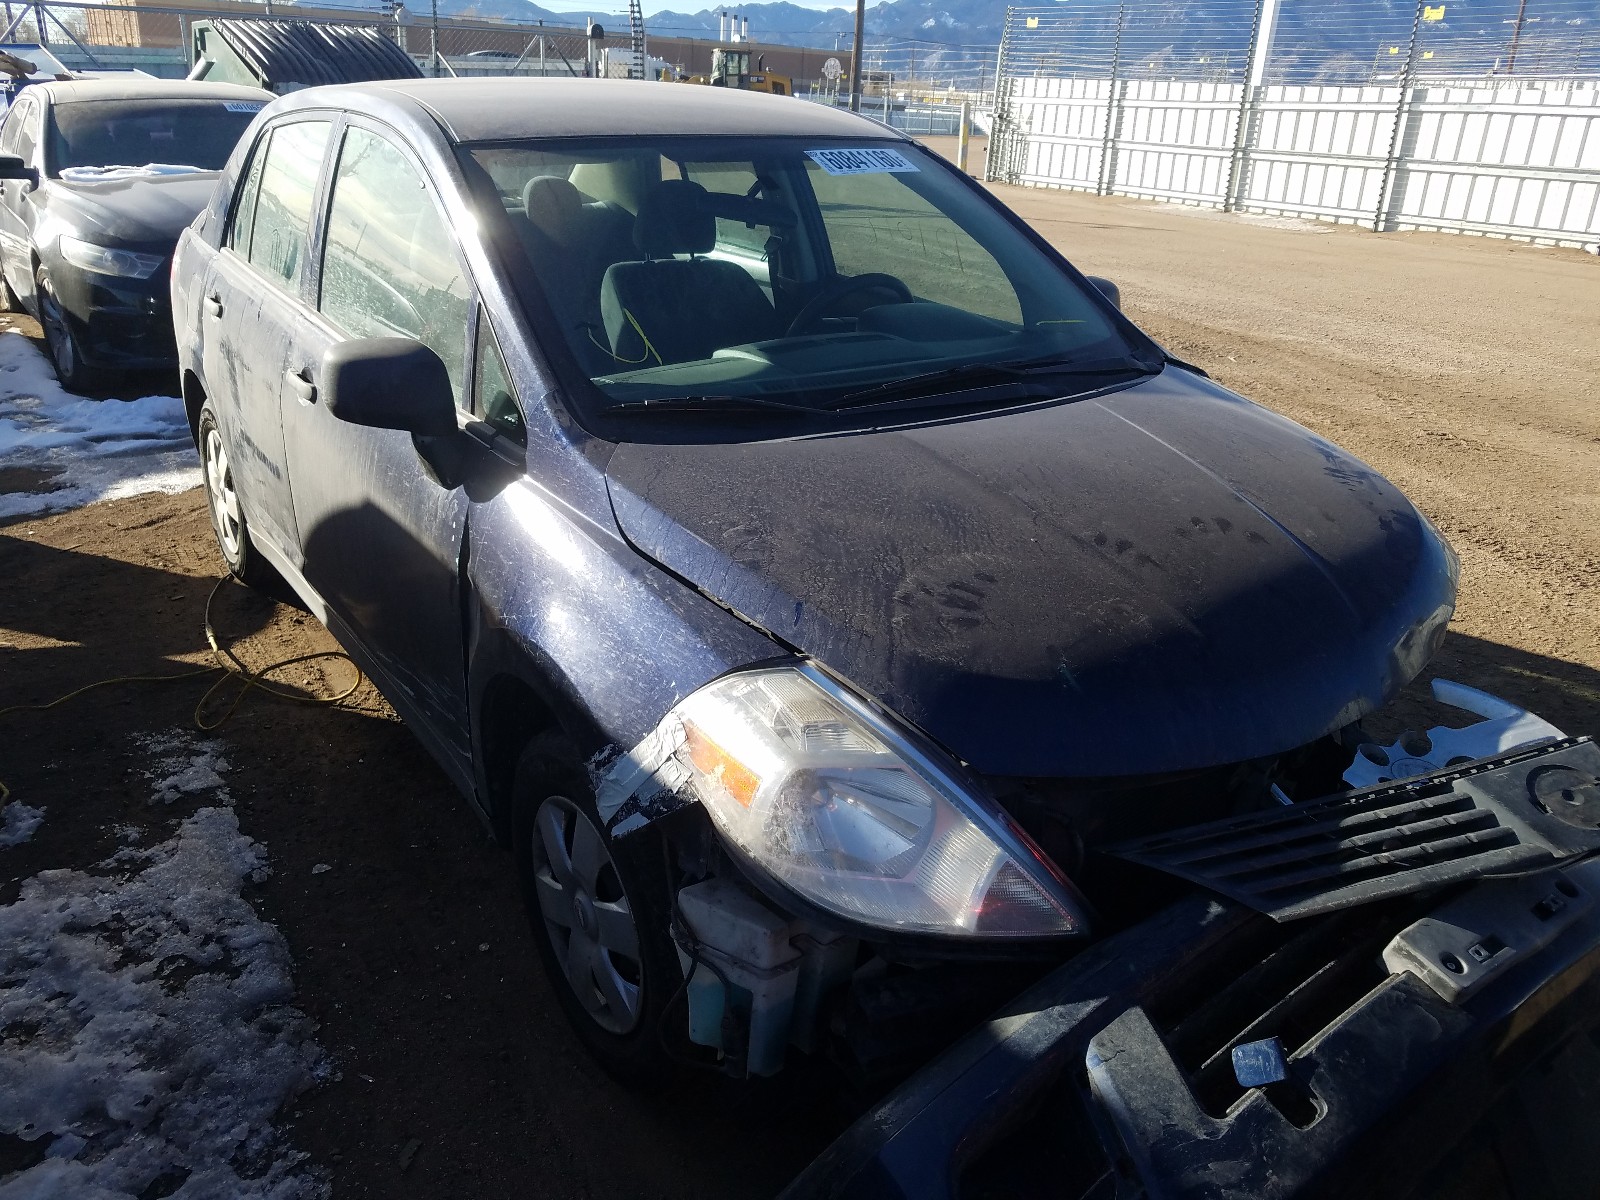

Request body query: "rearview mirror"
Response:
[1086, 276, 1121, 310]
[0, 154, 38, 186]
[321, 338, 458, 437]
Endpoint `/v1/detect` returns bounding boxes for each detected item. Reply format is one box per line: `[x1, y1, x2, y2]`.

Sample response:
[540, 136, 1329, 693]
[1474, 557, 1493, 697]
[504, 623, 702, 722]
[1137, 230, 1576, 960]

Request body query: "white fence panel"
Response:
[1007, 76, 1114, 191]
[992, 73, 1600, 248]
[1235, 86, 1397, 223]
[1386, 81, 1600, 241]
[1112, 80, 1243, 205]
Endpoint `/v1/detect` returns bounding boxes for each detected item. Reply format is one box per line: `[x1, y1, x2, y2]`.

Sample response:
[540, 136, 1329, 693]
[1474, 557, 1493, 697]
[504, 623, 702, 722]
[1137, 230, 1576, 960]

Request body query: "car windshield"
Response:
[46, 98, 262, 176]
[460, 136, 1150, 418]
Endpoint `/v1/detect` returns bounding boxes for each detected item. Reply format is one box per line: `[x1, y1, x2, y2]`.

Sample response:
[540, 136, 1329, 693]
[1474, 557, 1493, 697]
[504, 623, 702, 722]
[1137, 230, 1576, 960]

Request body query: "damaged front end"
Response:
[590, 661, 1091, 1078]
[585, 668, 1587, 1088]
[590, 657, 1589, 1086]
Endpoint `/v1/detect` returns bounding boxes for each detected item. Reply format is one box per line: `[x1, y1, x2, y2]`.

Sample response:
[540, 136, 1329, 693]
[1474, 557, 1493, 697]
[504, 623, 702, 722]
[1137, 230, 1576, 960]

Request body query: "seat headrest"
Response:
[523, 175, 584, 245]
[634, 179, 715, 258]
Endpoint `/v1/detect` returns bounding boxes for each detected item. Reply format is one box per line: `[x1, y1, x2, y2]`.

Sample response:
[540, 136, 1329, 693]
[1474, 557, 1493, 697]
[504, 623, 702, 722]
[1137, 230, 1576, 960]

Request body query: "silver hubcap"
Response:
[203, 427, 242, 560]
[530, 795, 644, 1035]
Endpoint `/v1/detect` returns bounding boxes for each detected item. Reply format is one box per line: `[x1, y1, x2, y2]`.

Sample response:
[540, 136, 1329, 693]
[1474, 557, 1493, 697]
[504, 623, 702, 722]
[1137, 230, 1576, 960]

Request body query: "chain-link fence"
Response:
[987, 1, 1600, 249]
[992, 0, 1600, 88]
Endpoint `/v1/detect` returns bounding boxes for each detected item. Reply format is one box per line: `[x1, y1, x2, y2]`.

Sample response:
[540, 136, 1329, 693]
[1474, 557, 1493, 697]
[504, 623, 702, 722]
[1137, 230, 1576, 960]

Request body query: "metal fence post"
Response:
[1373, 0, 1426, 232]
[986, 9, 1016, 184]
[430, 0, 440, 77]
[1095, 0, 1127, 196]
[957, 99, 971, 173]
[1224, 0, 1280, 211]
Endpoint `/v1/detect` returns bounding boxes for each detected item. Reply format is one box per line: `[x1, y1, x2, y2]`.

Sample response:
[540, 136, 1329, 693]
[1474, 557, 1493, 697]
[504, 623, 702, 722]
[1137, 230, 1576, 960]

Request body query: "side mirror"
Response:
[0, 154, 38, 187]
[1086, 276, 1121, 310]
[321, 337, 458, 437]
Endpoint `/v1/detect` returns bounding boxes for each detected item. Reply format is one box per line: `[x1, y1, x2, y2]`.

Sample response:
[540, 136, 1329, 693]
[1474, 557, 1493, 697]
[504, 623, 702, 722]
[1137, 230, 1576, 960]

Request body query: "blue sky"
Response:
[534, 0, 849, 13]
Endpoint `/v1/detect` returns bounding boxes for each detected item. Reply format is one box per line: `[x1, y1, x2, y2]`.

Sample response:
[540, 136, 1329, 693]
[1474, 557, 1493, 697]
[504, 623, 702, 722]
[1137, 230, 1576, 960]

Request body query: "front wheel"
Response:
[198, 404, 276, 588]
[513, 732, 682, 1082]
[35, 265, 102, 393]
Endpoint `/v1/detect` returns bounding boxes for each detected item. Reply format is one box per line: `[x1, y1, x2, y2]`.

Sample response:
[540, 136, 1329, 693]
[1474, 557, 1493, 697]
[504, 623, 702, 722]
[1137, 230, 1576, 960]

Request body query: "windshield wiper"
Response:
[827, 354, 1159, 412]
[603, 393, 817, 416]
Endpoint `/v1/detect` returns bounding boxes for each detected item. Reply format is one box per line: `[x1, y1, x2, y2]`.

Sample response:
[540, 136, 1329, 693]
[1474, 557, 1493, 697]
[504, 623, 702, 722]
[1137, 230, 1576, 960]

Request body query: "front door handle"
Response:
[285, 369, 317, 404]
[203, 292, 223, 318]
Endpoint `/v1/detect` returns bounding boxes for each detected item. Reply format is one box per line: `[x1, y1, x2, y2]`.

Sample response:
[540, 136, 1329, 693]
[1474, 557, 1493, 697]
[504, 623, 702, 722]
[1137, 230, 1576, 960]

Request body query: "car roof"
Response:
[34, 79, 273, 105]
[270, 78, 908, 144]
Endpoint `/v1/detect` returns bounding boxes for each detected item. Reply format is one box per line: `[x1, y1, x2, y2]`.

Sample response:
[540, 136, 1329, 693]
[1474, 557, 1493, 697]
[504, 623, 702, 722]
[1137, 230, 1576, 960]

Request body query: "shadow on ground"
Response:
[0, 500, 852, 1200]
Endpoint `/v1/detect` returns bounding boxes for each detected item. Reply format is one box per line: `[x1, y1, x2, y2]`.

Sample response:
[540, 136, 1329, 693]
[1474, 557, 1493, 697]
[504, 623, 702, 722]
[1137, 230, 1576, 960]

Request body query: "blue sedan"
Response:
[172, 80, 1549, 1111]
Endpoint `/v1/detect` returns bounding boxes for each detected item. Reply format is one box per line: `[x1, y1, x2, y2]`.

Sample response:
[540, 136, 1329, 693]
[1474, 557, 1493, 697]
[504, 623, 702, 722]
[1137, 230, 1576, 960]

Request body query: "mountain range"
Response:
[392, 0, 1598, 82]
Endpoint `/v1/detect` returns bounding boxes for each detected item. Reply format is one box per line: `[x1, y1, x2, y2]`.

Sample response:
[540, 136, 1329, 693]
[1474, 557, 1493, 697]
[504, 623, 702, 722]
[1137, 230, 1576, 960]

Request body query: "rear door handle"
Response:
[285, 369, 317, 404]
[204, 292, 223, 318]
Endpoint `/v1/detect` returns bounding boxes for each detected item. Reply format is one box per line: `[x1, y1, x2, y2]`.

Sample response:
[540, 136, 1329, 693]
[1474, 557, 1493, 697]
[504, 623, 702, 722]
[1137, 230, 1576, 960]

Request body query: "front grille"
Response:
[1111, 737, 1600, 920]
[1147, 908, 1400, 1119]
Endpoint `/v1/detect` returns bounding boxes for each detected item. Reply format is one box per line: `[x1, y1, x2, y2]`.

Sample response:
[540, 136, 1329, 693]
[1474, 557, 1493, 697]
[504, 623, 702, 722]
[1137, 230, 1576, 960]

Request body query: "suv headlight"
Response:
[57, 235, 163, 280]
[664, 665, 1087, 939]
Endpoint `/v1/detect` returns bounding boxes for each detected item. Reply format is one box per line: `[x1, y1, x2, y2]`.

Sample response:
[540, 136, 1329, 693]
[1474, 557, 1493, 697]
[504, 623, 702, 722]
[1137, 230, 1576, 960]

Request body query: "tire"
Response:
[35, 265, 103, 393]
[198, 404, 276, 589]
[512, 731, 682, 1083]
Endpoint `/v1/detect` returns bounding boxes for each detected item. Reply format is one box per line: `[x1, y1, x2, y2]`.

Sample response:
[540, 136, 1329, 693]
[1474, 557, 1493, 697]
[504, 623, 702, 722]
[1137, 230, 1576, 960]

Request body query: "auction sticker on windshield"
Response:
[805, 147, 919, 175]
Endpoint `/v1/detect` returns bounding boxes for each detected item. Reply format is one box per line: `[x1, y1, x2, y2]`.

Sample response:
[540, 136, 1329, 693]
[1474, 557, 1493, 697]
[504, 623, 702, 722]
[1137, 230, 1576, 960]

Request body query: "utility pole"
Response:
[1506, 0, 1529, 74]
[430, 0, 439, 77]
[848, 0, 863, 112]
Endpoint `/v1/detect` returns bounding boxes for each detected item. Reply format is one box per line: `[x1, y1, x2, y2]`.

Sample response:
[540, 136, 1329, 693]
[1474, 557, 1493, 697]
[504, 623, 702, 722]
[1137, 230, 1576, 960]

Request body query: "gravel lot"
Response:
[3, 169, 1598, 1198]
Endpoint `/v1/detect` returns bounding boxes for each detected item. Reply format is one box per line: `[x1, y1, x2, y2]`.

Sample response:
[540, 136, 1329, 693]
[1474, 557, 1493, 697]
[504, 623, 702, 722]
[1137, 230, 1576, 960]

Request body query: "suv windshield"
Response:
[47, 99, 262, 176]
[461, 136, 1150, 419]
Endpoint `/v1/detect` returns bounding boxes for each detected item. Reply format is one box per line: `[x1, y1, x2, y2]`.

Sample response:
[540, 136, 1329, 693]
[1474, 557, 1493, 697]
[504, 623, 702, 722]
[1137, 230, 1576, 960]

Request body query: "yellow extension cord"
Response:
[0, 574, 363, 809]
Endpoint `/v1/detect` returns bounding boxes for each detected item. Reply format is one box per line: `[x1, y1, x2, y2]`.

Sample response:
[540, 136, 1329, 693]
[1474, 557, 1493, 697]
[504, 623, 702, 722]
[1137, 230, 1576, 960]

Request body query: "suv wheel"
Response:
[198, 405, 275, 588]
[35, 265, 101, 393]
[513, 732, 681, 1081]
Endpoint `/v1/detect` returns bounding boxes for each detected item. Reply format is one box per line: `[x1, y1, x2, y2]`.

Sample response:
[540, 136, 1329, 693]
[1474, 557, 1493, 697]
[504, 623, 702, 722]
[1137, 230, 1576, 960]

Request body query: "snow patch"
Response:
[57, 164, 206, 183]
[1155, 201, 1333, 234]
[0, 333, 199, 519]
[136, 732, 232, 807]
[0, 802, 45, 848]
[0, 806, 328, 1199]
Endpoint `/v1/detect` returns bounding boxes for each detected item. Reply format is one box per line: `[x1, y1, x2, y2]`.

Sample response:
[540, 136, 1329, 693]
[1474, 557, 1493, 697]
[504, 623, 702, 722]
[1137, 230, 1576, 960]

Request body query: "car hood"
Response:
[44, 171, 220, 245]
[603, 369, 1458, 779]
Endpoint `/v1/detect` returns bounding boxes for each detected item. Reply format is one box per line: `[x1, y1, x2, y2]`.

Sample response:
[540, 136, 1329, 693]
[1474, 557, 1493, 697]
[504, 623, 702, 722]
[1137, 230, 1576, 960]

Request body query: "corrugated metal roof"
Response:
[204, 19, 422, 90]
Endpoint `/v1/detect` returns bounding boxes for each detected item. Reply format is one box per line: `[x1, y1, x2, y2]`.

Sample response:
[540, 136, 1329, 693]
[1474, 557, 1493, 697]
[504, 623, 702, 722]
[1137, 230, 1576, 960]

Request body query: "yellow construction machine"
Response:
[661, 46, 791, 95]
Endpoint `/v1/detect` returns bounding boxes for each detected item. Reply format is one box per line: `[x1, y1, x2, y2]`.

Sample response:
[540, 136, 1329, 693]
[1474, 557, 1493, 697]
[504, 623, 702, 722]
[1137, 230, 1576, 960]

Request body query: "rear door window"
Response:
[319, 126, 472, 403]
[8, 99, 37, 165]
[247, 120, 332, 290]
[684, 160, 768, 259]
[0, 98, 26, 156]
[227, 134, 267, 255]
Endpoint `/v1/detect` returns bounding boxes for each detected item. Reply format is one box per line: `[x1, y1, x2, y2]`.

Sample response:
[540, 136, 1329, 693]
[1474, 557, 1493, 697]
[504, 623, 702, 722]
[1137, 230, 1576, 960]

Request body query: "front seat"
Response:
[599, 179, 779, 367]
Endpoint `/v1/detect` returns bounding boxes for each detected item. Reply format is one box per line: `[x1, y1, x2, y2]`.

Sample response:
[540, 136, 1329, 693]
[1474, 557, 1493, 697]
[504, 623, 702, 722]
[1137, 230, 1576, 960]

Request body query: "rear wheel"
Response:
[513, 732, 681, 1082]
[35, 265, 102, 393]
[198, 404, 276, 588]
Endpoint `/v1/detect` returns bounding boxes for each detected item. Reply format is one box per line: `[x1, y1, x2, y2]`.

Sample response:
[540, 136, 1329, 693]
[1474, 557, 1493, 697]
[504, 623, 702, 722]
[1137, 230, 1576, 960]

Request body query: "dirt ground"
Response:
[3, 164, 1599, 1198]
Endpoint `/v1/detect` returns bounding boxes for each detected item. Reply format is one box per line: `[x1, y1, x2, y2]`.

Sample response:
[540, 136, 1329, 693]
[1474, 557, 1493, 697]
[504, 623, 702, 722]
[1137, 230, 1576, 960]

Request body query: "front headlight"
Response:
[57, 235, 163, 280]
[665, 665, 1087, 939]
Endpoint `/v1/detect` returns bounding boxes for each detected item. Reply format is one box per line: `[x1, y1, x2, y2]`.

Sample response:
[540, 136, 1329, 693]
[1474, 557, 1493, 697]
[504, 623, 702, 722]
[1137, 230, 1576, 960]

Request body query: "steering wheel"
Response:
[785, 272, 913, 337]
